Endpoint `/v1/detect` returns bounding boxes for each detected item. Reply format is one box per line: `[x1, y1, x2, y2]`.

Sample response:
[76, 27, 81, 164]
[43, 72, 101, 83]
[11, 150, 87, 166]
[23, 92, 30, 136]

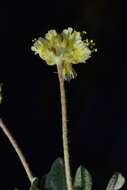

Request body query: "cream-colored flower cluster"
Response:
[31, 28, 97, 80]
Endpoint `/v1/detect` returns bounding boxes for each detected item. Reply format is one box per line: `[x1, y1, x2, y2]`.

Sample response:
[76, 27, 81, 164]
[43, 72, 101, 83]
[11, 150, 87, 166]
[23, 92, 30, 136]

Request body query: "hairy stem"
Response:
[0, 118, 33, 183]
[57, 63, 73, 190]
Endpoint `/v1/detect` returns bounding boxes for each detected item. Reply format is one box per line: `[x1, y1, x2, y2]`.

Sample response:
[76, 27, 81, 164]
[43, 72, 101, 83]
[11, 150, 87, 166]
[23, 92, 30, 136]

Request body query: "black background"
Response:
[1, 0, 127, 189]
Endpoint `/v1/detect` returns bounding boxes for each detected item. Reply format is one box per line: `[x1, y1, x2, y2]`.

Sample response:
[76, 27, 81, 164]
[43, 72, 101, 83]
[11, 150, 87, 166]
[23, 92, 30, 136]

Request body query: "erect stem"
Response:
[57, 63, 73, 190]
[0, 118, 33, 183]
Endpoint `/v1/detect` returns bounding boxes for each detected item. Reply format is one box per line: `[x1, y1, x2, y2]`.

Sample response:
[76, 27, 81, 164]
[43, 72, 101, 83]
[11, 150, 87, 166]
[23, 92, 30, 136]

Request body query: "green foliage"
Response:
[15, 158, 125, 190]
[106, 173, 125, 190]
[30, 178, 39, 190]
[45, 158, 67, 190]
[74, 166, 92, 190]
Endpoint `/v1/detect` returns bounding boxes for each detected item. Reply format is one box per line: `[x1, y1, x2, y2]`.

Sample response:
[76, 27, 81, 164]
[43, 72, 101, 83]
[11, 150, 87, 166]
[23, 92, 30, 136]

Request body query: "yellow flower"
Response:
[31, 27, 97, 80]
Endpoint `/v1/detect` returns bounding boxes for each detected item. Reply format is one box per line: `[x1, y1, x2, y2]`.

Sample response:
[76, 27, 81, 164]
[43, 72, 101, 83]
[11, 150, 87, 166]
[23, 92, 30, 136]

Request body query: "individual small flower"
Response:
[31, 27, 97, 80]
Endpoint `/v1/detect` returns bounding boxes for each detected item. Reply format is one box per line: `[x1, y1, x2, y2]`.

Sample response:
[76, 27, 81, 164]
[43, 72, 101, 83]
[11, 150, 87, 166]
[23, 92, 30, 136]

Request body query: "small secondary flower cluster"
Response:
[31, 27, 97, 80]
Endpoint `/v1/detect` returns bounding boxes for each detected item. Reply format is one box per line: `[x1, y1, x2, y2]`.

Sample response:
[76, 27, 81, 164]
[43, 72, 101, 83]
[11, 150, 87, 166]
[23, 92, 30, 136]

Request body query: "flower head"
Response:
[31, 27, 97, 80]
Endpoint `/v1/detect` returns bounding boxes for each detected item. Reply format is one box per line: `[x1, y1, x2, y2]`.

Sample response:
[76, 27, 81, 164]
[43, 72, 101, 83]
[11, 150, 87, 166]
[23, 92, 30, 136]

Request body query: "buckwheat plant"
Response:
[0, 28, 125, 190]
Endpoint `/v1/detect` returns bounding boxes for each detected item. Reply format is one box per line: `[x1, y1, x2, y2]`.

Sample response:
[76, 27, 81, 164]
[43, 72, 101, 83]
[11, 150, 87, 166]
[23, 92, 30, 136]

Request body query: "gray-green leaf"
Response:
[45, 158, 67, 190]
[106, 173, 125, 190]
[74, 166, 92, 190]
[30, 177, 39, 190]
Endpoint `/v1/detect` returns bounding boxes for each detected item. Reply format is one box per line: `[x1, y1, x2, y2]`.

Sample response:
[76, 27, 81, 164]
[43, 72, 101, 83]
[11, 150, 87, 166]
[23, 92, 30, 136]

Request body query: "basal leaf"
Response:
[106, 173, 125, 190]
[74, 166, 92, 190]
[45, 158, 67, 190]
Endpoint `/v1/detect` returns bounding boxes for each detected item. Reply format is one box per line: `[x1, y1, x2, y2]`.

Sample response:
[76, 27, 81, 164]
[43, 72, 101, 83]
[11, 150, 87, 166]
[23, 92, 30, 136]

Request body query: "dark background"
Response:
[0, 0, 127, 189]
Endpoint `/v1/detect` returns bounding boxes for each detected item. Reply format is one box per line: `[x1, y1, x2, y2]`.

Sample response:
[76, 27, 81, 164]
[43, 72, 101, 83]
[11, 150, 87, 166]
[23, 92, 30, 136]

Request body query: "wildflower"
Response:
[31, 27, 97, 80]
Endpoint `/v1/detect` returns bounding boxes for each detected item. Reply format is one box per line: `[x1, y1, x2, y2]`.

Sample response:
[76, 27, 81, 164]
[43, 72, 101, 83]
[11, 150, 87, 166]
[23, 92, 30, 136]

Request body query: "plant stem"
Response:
[57, 63, 73, 190]
[0, 118, 33, 183]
